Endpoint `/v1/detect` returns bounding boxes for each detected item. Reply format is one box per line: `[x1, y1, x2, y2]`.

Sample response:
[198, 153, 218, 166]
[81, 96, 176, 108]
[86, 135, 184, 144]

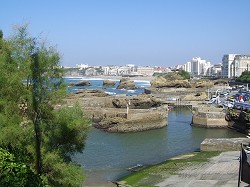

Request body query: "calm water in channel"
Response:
[73, 107, 245, 185]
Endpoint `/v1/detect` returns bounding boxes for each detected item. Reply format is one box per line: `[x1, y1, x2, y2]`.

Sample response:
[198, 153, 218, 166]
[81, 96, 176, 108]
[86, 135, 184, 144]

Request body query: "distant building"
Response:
[231, 55, 250, 77]
[222, 54, 238, 78]
[76, 64, 88, 70]
[208, 63, 222, 77]
[136, 66, 154, 76]
[184, 57, 211, 76]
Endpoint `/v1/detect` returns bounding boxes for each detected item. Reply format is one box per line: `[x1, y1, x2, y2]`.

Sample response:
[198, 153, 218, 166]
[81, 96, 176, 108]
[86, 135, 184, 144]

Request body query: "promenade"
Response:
[156, 151, 248, 187]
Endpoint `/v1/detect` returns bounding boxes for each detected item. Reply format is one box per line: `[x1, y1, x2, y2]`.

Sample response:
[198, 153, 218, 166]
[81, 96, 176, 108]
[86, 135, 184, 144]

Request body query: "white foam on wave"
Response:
[127, 90, 136, 93]
[105, 91, 117, 95]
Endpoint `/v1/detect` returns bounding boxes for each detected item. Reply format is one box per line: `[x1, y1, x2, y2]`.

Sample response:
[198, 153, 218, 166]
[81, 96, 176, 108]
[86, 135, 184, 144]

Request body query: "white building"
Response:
[76, 64, 88, 70]
[187, 57, 211, 76]
[222, 54, 238, 78]
[230, 55, 250, 77]
[136, 66, 154, 76]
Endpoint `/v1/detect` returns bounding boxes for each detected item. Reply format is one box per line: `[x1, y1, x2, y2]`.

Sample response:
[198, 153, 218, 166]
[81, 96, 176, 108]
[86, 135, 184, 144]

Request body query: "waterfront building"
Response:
[230, 55, 250, 78]
[76, 63, 88, 70]
[136, 66, 154, 76]
[222, 54, 250, 78]
[222, 54, 238, 78]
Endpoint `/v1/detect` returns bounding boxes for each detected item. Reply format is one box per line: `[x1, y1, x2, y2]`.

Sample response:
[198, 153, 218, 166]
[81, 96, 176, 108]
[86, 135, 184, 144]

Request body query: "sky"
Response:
[1, 0, 250, 67]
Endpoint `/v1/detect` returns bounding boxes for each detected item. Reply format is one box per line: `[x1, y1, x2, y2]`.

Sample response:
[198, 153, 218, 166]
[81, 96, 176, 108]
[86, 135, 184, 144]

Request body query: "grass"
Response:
[118, 151, 221, 187]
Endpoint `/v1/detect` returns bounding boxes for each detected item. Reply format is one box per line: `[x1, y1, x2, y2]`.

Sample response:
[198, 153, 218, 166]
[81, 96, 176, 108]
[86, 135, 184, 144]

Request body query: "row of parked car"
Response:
[208, 85, 250, 110]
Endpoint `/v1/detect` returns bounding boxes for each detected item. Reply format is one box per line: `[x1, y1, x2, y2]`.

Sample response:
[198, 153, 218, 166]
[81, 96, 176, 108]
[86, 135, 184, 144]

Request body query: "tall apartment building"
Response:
[185, 57, 211, 76]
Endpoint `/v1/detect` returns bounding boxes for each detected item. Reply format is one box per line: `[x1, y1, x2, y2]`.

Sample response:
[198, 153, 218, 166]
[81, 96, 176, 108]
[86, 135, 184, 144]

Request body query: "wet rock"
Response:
[112, 95, 162, 109]
[103, 80, 116, 86]
[67, 89, 109, 99]
[117, 78, 136, 90]
[69, 80, 91, 86]
[150, 77, 191, 88]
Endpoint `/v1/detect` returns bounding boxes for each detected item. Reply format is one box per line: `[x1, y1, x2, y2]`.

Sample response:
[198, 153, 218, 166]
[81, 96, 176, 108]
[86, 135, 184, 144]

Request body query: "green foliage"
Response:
[46, 104, 90, 161]
[178, 70, 190, 80]
[162, 72, 184, 81]
[0, 30, 3, 39]
[0, 148, 43, 187]
[0, 25, 90, 186]
[43, 151, 85, 187]
[236, 70, 250, 83]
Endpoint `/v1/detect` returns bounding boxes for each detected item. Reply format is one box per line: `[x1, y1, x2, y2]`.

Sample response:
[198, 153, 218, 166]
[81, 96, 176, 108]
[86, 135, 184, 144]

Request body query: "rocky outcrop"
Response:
[103, 80, 116, 86]
[181, 92, 207, 101]
[112, 95, 162, 109]
[150, 77, 191, 88]
[65, 91, 168, 132]
[69, 80, 91, 86]
[67, 89, 109, 99]
[93, 107, 168, 133]
[193, 80, 213, 88]
[117, 78, 136, 90]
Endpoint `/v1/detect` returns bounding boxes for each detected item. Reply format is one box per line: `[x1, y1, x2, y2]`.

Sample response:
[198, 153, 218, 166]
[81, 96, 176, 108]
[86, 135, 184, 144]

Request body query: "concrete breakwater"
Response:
[191, 106, 229, 128]
[201, 138, 250, 151]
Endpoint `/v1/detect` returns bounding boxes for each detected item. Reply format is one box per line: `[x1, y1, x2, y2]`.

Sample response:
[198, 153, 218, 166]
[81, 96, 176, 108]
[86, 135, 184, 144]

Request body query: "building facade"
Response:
[230, 55, 250, 77]
[222, 54, 238, 78]
[184, 57, 211, 76]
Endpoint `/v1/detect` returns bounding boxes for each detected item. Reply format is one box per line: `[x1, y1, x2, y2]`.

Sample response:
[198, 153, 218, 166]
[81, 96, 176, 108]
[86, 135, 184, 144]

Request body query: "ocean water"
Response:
[64, 77, 151, 96]
[66, 77, 246, 185]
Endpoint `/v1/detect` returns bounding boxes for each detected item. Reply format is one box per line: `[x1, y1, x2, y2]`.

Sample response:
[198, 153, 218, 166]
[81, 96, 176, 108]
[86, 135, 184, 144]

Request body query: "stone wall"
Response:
[191, 111, 229, 128]
[201, 138, 250, 151]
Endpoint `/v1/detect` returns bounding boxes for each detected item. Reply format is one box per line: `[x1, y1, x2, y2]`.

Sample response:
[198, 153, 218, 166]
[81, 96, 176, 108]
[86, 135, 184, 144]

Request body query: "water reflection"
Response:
[73, 107, 245, 184]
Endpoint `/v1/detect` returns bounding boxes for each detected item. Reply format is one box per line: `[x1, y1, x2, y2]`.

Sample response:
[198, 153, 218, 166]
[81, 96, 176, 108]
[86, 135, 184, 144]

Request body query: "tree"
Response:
[0, 148, 43, 187]
[178, 70, 190, 80]
[0, 25, 90, 186]
[236, 70, 250, 83]
[0, 30, 3, 39]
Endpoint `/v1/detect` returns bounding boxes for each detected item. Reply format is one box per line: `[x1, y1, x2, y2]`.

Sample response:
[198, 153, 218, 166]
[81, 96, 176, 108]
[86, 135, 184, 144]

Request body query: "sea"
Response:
[64, 77, 246, 186]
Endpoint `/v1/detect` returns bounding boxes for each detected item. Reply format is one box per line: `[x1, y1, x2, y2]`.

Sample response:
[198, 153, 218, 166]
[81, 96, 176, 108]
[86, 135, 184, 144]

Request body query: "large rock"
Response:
[112, 95, 162, 109]
[69, 80, 91, 86]
[117, 78, 136, 90]
[181, 92, 207, 101]
[103, 80, 116, 86]
[193, 80, 213, 88]
[67, 89, 109, 99]
[150, 77, 191, 88]
[93, 107, 168, 133]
